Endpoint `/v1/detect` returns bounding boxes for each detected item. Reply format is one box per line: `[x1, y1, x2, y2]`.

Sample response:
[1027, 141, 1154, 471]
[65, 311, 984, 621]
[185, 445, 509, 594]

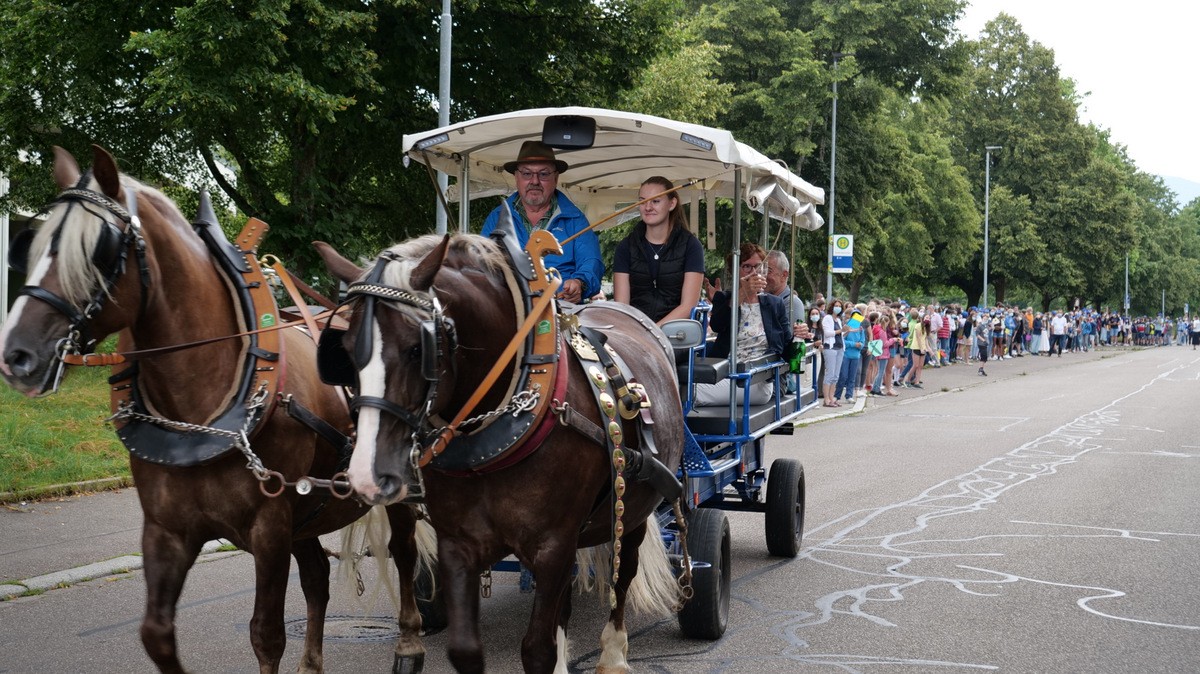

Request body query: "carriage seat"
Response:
[686, 393, 798, 436]
[682, 350, 795, 436]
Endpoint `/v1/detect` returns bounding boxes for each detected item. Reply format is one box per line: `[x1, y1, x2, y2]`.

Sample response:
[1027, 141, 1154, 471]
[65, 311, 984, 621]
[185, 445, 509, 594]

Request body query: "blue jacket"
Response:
[842, 327, 866, 359]
[708, 291, 791, 360]
[482, 190, 603, 299]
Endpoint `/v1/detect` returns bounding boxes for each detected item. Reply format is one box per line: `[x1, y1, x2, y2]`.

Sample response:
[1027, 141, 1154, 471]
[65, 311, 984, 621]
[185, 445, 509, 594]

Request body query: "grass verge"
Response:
[0, 364, 129, 498]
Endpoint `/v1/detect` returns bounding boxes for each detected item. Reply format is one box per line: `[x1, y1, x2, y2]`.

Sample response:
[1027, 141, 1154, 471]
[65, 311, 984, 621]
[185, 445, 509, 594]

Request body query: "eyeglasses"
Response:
[740, 262, 765, 273]
[516, 169, 556, 181]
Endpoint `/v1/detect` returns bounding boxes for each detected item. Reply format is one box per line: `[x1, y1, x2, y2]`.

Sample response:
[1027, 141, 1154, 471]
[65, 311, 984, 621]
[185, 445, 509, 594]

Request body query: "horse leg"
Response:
[597, 524, 649, 674]
[291, 537, 330, 674]
[248, 526, 295, 674]
[139, 521, 203, 674]
[440, 540, 485, 673]
[386, 505, 425, 674]
[521, 541, 577, 674]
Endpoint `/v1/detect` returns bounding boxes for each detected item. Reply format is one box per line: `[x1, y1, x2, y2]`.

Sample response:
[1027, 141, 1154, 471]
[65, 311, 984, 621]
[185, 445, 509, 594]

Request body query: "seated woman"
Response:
[612, 176, 705, 324]
[695, 242, 807, 406]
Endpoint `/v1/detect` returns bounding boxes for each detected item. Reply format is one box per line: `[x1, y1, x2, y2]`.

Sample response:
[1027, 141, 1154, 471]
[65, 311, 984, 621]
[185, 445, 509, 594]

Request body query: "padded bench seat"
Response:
[686, 393, 798, 436]
[677, 356, 729, 385]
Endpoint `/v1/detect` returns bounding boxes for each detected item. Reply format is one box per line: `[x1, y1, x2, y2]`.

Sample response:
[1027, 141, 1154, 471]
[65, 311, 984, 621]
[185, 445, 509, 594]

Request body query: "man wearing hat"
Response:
[481, 140, 603, 303]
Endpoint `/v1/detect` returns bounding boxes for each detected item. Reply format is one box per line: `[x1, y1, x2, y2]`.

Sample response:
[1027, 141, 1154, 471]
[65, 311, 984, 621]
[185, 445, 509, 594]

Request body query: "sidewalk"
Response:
[0, 487, 230, 599]
[0, 344, 1147, 599]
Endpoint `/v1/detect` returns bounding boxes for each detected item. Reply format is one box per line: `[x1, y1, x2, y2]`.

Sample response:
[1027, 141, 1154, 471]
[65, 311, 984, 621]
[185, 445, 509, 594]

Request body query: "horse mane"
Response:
[374, 233, 510, 291]
[31, 174, 193, 306]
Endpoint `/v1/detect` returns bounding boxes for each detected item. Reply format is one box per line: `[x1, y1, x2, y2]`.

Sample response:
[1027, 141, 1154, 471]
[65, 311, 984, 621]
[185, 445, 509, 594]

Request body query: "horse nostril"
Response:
[376, 475, 404, 502]
[5, 348, 37, 378]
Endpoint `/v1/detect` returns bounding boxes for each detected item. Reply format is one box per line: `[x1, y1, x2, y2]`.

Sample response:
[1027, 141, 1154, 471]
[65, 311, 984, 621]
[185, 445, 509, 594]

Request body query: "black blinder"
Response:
[317, 326, 358, 387]
[7, 228, 35, 276]
[90, 221, 126, 278]
[420, 320, 440, 382]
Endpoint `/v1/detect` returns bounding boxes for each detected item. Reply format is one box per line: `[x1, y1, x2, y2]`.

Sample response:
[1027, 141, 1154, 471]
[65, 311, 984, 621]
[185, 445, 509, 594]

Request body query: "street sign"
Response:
[830, 234, 853, 274]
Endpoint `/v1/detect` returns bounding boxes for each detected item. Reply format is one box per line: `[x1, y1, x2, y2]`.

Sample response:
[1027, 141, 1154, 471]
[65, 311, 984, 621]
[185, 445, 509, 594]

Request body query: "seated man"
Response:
[695, 242, 808, 406]
[481, 140, 603, 303]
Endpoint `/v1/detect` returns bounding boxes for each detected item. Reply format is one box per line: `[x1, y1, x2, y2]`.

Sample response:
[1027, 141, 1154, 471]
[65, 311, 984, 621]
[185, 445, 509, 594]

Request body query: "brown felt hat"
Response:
[503, 140, 569, 174]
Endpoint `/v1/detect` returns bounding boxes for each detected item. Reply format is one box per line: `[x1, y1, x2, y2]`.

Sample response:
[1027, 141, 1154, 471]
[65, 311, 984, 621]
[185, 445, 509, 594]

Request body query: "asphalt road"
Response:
[1, 345, 1197, 673]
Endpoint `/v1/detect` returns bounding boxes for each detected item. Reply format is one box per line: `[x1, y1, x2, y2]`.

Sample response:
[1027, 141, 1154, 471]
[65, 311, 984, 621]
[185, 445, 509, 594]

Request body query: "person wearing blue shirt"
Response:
[481, 141, 603, 303]
[834, 320, 866, 402]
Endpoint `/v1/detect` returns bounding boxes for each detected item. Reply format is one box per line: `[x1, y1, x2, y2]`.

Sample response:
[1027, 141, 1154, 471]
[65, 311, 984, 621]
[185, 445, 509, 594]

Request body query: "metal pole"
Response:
[983, 145, 1001, 308]
[1, 173, 9, 324]
[728, 168, 742, 428]
[826, 54, 839, 301]
[435, 0, 452, 235]
[1124, 254, 1130, 313]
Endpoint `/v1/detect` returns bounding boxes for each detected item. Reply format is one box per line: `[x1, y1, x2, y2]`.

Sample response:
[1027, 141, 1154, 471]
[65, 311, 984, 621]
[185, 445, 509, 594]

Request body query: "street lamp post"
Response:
[434, 0, 452, 234]
[982, 145, 1001, 308]
[826, 52, 848, 301]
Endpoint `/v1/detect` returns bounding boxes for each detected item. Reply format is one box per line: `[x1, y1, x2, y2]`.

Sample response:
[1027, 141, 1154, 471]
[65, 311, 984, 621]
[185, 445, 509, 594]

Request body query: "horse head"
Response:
[315, 234, 516, 505]
[0, 145, 154, 396]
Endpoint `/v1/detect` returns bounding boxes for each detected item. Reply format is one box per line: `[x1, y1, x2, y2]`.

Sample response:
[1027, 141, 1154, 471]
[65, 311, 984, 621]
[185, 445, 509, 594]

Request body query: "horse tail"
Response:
[413, 513, 439, 589]
[334, 505, 440, 612]
[334, 505, 401, 611]
[574, 515, 683, 617]
[625, 515, 685, 615]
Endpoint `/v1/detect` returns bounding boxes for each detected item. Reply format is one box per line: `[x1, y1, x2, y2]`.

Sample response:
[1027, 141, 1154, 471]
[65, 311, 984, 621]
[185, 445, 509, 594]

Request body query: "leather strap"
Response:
[420, 230, 564, 466]
[269, 257, 320, 337]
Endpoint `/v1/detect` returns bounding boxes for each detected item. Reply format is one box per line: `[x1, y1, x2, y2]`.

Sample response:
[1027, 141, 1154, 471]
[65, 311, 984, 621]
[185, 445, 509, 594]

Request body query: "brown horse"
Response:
[316, 233, 685, 673]
[0, 146, 428, 674]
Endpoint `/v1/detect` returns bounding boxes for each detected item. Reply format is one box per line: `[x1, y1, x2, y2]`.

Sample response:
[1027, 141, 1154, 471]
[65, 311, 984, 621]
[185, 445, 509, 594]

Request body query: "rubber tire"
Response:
[414, 563, 448, 631]
[677, 507, 730, 640]
[764, 458, 805, 558]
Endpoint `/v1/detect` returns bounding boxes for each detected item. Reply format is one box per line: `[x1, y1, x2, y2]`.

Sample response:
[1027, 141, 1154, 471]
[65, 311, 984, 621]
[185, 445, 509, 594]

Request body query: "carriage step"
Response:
[684, 457, 739, 479]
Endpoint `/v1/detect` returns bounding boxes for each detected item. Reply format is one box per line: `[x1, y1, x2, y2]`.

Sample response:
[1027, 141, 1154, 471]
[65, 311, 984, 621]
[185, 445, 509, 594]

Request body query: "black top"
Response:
[613, 222, 704, 322]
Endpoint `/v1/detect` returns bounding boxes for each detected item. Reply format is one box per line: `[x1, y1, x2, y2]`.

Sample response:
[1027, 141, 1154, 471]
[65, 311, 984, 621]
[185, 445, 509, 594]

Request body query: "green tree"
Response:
[1, 0, 673, 279]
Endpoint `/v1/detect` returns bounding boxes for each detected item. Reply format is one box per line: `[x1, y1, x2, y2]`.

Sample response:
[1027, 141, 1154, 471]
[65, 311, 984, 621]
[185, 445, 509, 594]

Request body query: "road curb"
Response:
[0, 476, 134, 504]
[1, 539, 235, 600]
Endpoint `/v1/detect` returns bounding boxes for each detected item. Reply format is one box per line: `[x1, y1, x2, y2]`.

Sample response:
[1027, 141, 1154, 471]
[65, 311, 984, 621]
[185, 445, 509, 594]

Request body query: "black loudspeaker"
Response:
[542, 115, 595, 149]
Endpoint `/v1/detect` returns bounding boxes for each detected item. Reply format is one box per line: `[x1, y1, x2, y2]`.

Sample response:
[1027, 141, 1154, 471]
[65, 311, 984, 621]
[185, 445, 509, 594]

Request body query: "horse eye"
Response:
[407, 344, 421, 363]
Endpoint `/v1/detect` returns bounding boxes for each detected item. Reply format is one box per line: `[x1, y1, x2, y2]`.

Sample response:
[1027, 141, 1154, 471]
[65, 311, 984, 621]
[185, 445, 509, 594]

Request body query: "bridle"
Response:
[8, 172, 151, 393]
[317, 251, 458, 470]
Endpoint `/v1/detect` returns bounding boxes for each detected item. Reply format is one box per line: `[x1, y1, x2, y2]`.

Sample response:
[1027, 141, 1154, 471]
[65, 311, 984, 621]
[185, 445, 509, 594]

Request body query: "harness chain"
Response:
[110, 383, 271, 479]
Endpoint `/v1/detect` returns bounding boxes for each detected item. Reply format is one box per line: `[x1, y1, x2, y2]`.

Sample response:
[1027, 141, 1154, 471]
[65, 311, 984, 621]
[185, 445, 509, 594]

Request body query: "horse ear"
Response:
[314, 241, 363, 285]
[52, 146, 80, 190]
[410, 234, 450, 293]
[90, 144, 121, 199]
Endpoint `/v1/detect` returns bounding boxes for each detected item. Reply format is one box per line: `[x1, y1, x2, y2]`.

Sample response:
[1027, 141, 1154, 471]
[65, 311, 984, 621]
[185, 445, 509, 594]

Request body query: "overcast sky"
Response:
[957, 0, 1199, 184]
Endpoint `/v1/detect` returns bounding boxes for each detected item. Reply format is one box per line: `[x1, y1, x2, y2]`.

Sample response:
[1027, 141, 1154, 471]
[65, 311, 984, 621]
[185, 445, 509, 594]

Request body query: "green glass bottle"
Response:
[787, 321, 807, 374]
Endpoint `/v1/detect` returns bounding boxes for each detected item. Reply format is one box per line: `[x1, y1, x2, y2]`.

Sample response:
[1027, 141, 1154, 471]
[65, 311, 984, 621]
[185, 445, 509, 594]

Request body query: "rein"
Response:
[60, 313, 325, 366]
[61, 261, 342, 367]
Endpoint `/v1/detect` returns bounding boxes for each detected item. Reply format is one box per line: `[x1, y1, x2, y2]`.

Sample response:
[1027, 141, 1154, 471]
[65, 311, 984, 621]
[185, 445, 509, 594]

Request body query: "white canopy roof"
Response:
[401, 106, 826, 231]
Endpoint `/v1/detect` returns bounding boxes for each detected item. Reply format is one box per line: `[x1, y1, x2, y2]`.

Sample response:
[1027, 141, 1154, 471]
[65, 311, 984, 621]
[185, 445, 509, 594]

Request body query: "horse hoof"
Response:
[394, 653, 425, 674]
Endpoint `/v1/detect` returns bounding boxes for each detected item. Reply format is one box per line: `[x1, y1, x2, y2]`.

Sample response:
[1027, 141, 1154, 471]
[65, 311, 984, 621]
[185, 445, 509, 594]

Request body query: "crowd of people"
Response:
[483, 142, 1200, 415]
[804, 303, 1200, 404]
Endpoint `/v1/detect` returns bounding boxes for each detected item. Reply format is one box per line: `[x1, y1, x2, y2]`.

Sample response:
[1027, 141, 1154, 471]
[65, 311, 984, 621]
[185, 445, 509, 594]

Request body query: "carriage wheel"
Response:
[677, 507, 730, 640]
[414, 563, 448, 631]
[764, 458, 805, 558]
